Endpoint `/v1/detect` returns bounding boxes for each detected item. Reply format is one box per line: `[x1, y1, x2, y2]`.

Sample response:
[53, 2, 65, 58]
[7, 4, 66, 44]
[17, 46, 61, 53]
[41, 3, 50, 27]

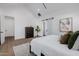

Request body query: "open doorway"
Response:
[43, 19, 53, 36]
[5, 16, 15, 41]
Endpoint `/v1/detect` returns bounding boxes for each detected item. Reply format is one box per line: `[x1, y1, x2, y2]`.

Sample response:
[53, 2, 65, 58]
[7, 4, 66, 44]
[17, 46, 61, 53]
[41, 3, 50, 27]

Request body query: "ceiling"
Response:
[0, 3, 79, 19]
[26, 3, 79, 18]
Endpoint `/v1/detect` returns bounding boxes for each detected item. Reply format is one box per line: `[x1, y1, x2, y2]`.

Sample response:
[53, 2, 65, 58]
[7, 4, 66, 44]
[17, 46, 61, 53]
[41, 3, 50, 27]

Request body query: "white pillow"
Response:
[72, 36, 79, 50]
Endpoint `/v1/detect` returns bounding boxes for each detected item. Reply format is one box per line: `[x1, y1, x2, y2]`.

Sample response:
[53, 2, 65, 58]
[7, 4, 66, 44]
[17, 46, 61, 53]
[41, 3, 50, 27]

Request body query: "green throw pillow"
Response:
[68, 31, 79, 49]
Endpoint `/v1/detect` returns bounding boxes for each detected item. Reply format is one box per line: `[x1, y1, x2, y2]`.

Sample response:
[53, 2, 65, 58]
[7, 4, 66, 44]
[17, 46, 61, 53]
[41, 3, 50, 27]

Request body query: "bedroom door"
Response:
[5, 16, 15, 37]
[0, 16, 5, 45]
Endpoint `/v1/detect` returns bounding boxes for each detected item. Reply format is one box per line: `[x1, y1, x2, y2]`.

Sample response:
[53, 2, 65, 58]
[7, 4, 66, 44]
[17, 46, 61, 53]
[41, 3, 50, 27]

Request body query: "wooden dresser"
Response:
[25, 27, 34, 38]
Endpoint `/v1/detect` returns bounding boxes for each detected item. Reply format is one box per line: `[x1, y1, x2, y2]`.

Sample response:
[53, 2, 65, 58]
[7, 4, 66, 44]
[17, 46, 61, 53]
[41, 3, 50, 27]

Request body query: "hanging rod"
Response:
[42, 17, 54, 21]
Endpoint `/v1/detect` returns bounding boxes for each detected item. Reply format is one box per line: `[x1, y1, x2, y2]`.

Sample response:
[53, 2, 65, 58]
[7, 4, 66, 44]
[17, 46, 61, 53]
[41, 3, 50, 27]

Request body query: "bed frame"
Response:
[29, 45, 37, 56]
[30, 45, 45, 56]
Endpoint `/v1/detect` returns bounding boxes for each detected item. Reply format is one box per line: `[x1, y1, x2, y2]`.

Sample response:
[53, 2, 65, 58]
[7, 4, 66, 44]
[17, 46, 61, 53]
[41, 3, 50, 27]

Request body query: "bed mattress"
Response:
[31, 35, 79, 56]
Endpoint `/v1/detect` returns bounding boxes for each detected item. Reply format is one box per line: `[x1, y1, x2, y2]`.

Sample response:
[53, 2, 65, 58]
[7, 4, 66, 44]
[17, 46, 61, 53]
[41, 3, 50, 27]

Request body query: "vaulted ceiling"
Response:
[27, 3, 79, 18]
[0, 3, 79, 19]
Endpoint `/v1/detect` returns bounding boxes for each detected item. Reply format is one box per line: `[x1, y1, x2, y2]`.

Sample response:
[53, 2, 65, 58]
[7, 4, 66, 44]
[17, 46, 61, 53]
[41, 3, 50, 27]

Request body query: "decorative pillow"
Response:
[68, 31, 79, 49]
[60, 34, 70, 44]
[60, 31, 73, 44]
[72, 36, 79, 50]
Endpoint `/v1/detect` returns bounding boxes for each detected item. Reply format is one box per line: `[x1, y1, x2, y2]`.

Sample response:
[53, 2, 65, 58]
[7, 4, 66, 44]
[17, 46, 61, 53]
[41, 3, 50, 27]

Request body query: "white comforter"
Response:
[31, 35, 79, 56]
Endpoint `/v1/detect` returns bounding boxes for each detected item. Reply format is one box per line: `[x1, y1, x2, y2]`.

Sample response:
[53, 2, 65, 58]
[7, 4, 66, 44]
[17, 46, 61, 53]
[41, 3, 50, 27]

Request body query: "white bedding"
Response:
[31, 35, 79, 56]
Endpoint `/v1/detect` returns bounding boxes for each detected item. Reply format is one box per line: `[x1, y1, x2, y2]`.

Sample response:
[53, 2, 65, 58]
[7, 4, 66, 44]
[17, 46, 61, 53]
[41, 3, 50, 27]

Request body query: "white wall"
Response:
[0, 16, 5, 44]
[32, 5, 79, 36]
[9, 4, 79, 38]
[42, 8, 79, 35]
[0, 4, 37, 40]
[1, 4, 79, 40]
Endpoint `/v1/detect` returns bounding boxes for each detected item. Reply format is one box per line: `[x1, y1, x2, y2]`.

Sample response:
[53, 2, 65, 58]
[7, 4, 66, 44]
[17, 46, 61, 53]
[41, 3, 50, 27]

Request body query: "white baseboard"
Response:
[15, 35, 25, 40]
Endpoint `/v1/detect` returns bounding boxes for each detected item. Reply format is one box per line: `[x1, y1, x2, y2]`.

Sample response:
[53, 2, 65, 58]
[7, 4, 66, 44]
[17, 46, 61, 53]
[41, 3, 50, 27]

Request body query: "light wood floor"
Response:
[0, 37, 32, 56]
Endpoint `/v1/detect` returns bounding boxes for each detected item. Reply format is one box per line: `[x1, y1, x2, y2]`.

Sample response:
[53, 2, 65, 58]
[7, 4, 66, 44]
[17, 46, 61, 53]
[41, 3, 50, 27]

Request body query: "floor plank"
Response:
[0, 37, 32, 56]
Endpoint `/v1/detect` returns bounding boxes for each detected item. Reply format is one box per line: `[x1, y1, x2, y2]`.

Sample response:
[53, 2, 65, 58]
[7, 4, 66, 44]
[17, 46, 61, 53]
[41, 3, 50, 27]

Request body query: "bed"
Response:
[30, 35, 79, 56]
